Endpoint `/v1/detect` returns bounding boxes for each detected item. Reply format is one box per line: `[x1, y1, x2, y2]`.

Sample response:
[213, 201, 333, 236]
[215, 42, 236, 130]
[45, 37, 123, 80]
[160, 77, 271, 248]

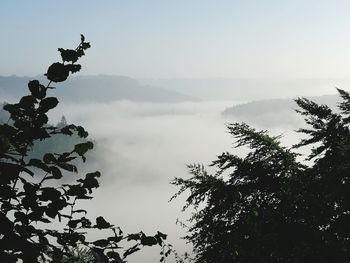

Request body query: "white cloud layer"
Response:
[47, 99, 307, 262]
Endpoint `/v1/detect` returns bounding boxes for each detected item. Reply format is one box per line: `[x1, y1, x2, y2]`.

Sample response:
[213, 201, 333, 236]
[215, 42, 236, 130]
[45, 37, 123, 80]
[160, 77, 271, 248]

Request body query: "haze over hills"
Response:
[0, 75, 197, 103]
[222, 94, 339, 128]
[139, 78, 347, 101]
[1, 73, 347, 262]
[3, 75, 348, 104]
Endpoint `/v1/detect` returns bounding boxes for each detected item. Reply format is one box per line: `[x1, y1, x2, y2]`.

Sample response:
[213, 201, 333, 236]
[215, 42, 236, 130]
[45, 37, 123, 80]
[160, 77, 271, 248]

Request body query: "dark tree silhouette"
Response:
[0, 35, 170, 263]
[172, 89, 350, 263]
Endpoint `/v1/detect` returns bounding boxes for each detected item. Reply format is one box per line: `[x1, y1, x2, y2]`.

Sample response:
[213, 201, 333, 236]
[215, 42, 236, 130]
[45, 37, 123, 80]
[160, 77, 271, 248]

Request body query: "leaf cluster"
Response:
[0, 36, 168, 263]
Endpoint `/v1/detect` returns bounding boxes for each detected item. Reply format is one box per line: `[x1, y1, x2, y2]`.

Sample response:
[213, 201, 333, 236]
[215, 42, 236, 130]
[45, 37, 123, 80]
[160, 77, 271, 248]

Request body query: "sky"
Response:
[2, 0, 350, 78]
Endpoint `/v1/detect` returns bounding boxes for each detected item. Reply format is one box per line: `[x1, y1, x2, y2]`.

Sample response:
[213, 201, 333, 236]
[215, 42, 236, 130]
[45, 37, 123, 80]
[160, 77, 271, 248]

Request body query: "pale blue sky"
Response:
[2, 0, 350, 78]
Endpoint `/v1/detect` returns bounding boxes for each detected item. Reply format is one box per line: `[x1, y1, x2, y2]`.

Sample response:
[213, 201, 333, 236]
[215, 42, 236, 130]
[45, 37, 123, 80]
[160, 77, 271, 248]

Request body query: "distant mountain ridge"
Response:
[140, 78, 346, 101]
[0, 75, 198, 103]
[223, 94, 338, 116]
[222, 94, 339, 127]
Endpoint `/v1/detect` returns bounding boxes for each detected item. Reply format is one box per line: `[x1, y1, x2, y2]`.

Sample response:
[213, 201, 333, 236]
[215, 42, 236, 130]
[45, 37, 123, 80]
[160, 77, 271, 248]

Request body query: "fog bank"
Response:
[47, 99, 306, 262]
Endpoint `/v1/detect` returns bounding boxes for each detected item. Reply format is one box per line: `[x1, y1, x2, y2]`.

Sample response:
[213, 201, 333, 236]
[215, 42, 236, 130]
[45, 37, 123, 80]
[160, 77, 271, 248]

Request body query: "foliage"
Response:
[0, 103, 10, 123]
[172, 89, 350, 262]
[29, 116, 88, 160]
[0, 35, 169, 263]
[59, 247, 94, 263]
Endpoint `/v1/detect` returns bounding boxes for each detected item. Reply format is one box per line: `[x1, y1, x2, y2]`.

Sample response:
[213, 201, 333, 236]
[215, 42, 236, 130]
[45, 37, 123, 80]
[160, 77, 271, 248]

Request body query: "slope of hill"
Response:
[0, 75, 198, 103]
[222, 94, 338, 128]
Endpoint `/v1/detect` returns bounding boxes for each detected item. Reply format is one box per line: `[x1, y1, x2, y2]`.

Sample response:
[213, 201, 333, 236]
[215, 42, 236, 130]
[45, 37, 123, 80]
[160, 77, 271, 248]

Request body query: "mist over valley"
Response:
[0, 74, 343, 261]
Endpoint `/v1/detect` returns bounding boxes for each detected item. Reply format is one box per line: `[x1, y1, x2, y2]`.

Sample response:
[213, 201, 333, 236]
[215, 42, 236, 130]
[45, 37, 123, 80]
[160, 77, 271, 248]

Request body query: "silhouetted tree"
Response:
[172, 89, 350, 262]
[0, 35, 170, 263]
[58, 116, 68, 127]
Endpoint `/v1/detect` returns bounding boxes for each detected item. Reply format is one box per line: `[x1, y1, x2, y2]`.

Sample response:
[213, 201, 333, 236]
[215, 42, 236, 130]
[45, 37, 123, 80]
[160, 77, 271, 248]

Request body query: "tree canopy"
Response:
[0, 36, 170, 263]
[172, 89, 350, 262]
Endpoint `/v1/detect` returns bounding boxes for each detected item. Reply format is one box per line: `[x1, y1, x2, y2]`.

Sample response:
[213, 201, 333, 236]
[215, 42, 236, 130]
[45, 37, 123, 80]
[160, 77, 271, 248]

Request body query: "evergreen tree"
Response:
[172, 89, 350, 262]
[58, 116, 67, 128]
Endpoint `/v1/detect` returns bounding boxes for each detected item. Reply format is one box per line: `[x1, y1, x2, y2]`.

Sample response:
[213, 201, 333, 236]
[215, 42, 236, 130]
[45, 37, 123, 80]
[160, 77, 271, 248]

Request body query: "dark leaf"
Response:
[39, 97, 59, 113]
[91, 247, 109, 263]
[43, 153, 56, 164]
[67, 219, 80, 229]
[19, 95, 37, 109]
[74, 141, 94, 156]
[108, 235, 123, 243]
[50, 166, 62, 179]
[58, 162, 77, 173]
[77, 171, 100, 193]
[66, 184, 87, 198]
[95, 216, 111, 229]
[28, 80, 46, 99]
[93, 239, 110, 247]
[66, 64, 82, 74]
[58, 48, 79, 63]
[141, 235, 158, 246]
[40, 187, 61, 201]
[123, 244, 140, 258]
[81, 42, 91, 50]
[28, 158, 50, 172]
[0, 162, 23, 184]
[76, 126, 88, 138]
[45, 62, 69, 82]
[34, 113, 49, 127]
[57, 152, 76, 163]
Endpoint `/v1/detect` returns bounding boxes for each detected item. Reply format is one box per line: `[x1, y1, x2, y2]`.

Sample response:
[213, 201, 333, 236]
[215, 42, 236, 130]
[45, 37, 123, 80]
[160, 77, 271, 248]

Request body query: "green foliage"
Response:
[28, 118, 88, 161]
[172, 89, 350, 262]
[0, 36, 168, 263]
[58, 247, 94, 263]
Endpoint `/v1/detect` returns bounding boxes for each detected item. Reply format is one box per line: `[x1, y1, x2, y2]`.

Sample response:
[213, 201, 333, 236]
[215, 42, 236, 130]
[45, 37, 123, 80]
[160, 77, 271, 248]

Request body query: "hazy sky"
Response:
[2, 1, 350, 78]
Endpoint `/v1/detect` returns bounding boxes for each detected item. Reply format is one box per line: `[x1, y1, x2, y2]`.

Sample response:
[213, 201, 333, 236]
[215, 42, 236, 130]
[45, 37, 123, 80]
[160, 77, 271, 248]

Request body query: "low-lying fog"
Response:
[48, 98, 309, 262]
